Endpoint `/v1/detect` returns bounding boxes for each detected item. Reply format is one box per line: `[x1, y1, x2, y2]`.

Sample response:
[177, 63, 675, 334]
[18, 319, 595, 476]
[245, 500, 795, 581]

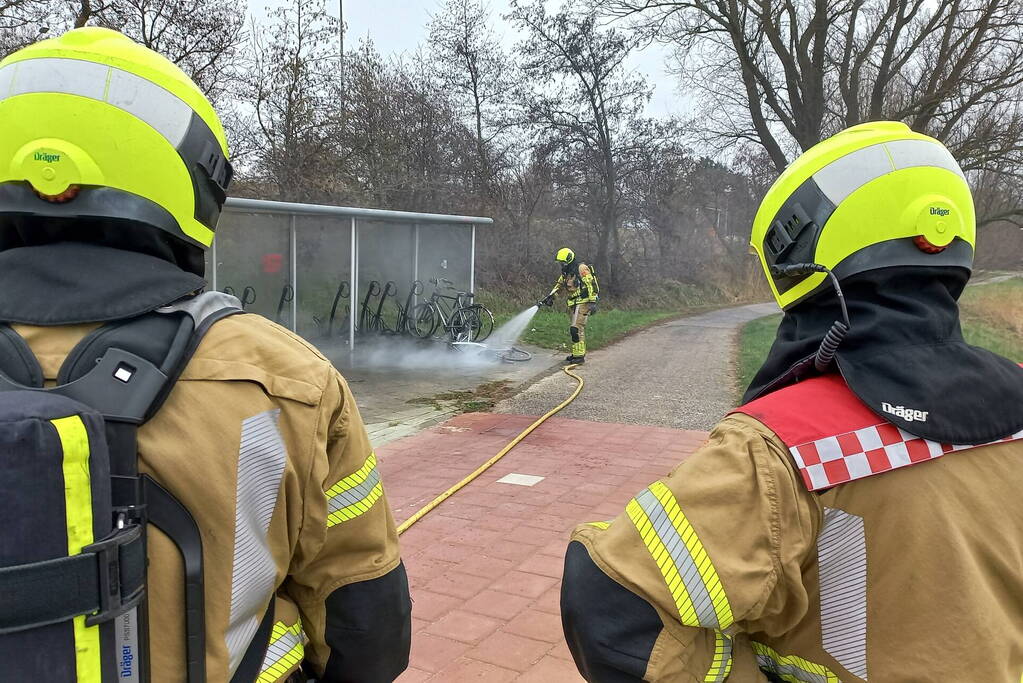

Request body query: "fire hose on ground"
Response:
[396, 363, 585, 535]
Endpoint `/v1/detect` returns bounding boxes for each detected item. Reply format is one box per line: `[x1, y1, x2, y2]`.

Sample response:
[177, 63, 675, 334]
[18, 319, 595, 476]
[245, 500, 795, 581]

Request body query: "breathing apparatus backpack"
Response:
[588, 265, 600, 299]
[0, 292, 241, 683]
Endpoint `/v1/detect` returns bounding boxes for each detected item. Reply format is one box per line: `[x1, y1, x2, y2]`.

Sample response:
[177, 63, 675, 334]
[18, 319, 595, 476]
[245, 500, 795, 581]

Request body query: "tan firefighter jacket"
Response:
[550, 262, 599, 307]
[13, 312, 410, 683]
[563, 379, 1023, 681]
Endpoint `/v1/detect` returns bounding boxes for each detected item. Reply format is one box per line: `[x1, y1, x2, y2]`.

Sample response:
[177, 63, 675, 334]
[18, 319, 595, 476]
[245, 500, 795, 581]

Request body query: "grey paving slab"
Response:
[321, 337, 563, 447]
[494, 303, 779, 430]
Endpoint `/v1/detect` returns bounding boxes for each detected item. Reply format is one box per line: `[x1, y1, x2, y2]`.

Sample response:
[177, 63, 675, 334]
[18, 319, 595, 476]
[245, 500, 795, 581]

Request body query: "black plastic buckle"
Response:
[84, 524, 145, 626]
[198, 140, 234, 195]
[766, 219, 795, 257]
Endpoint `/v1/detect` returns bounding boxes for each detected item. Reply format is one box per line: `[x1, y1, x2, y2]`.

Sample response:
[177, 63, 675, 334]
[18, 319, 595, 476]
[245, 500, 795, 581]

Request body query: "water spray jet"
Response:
[449, 305, 539, 363]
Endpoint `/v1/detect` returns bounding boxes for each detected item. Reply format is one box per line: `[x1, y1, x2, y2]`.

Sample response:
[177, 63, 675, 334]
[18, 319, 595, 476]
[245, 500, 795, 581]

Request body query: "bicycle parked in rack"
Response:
[409, 277, 496, 343]
[462, 297, 495, 343]
[451, 286, 495, 342]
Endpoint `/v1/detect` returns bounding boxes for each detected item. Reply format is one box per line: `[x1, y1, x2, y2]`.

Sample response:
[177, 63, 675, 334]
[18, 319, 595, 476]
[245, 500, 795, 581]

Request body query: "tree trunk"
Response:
[74, 0, 93, 28]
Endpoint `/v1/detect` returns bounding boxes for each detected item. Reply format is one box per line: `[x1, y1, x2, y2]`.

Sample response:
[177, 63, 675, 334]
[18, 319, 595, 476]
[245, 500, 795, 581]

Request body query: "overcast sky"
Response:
[262, 0, 688, 118]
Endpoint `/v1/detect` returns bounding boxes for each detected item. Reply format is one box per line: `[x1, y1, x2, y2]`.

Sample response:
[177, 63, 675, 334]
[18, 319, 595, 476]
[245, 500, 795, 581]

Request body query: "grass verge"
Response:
[959, 277, 1023, 361]
[513, 306, 682, 353]
[737, 313, 783, 394]
[736, 276, 1023, 401]
[477, 281, 756, 353]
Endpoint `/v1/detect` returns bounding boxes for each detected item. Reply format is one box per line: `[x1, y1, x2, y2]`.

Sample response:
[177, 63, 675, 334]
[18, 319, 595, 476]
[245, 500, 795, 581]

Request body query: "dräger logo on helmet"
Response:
[929, 207, 950, 216]
[33, 152, 61, 163]
[882, 402, 929, 422]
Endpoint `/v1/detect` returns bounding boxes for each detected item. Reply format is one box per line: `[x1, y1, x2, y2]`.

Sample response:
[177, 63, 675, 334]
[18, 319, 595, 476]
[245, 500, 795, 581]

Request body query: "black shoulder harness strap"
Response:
[0, 291, 241, 683]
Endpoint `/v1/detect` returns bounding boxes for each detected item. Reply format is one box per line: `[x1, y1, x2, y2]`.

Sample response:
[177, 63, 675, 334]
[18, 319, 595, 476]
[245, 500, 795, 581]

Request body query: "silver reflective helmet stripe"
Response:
[225, 410, 288, 676]
[818, 507, 868, 679]
[886, 139, 966, 178]
[0, 57, 193, 147]
[812, 139, 966, 206]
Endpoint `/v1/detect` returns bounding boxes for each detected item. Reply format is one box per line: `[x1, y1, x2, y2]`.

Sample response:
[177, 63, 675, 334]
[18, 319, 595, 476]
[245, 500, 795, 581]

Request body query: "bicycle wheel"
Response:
[501, 347, 532, 362]
[468, 304, 495, 342]
[409, 303, 438, 338]
[449, 307, 479, 343]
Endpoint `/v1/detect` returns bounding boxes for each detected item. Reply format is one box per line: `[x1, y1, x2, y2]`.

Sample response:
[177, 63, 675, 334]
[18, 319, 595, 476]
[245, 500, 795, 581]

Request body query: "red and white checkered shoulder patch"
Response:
[734, 373, 1023, 491]
[790, 423, 1023, 490]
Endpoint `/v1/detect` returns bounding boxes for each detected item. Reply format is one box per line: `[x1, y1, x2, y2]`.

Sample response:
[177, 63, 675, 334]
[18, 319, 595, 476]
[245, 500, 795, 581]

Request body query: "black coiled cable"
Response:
[770, 263, 851, 373]
[814, 319, 849, 372]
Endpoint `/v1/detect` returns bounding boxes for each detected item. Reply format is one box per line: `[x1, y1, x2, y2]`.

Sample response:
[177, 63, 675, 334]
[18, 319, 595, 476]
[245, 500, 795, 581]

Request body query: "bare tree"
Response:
[509, 0, 657, 289]
[337, 41, 475, 210]
[606, 0, 1023, 205]
[427, 0, 513, 194]
[0, 0, 54, 56]
[2, 0, 244, 104]
[98, 0, 245, 103]
[625, 138, 757, 285]
[499, 143, 554, 263]
[242, 0, 343, 202]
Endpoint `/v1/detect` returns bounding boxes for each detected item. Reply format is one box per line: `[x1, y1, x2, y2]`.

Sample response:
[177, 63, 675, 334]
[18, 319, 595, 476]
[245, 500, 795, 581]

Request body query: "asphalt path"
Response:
[495, 302, 778, 430]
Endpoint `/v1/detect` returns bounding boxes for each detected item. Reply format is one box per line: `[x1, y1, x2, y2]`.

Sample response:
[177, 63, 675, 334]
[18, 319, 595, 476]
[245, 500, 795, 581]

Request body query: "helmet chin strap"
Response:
[771, 263, 850, 372]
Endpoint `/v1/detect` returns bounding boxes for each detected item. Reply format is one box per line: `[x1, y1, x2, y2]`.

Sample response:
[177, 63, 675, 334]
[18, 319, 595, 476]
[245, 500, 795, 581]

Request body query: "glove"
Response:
[588, 302, 597, 315]
[539, 294, 554, 307]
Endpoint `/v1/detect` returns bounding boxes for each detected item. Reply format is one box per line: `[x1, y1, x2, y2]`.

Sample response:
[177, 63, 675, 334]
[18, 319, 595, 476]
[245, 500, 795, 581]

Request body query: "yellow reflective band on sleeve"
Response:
[704, 631, 733, 683]
[325, 452, 384, 528]
[53, 415, 102, 683]
[751, 641, 840, 683]
[257, 621, 305, 683]
[586, 521, 611, 529]
[626, 481, 733, 630]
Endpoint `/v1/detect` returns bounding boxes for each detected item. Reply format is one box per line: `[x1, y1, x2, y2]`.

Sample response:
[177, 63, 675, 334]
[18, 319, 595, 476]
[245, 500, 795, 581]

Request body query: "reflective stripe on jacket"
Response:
[563, 376, 1023, 682]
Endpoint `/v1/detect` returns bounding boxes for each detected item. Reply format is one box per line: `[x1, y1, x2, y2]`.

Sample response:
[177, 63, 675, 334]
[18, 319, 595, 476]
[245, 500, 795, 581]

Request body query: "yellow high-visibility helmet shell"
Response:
[0, 28, 232, 270]
[556, 247, 575, 264]
[751, 121, 975, 310]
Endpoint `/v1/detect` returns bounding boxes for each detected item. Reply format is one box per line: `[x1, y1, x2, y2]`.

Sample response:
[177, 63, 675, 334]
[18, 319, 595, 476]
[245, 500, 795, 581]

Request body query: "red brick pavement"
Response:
[376, 412, 709, 682]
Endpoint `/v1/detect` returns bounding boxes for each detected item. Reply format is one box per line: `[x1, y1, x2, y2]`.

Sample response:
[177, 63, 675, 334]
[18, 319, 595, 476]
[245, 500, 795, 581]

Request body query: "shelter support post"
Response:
[350, 216, 357, 352]
[290, 215, 298, 331]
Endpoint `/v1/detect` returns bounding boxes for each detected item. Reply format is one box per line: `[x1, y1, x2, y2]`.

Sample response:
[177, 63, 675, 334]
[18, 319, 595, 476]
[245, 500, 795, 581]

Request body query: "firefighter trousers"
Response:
[569, 304, 590, 357]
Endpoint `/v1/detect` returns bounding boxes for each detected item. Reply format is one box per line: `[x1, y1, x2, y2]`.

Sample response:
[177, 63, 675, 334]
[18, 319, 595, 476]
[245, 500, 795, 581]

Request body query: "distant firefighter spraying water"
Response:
[538, 247, 599, 364]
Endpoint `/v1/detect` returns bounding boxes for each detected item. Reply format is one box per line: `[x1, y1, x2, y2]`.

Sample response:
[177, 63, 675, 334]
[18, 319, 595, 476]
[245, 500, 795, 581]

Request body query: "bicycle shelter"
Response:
[207, 198, 493, 353]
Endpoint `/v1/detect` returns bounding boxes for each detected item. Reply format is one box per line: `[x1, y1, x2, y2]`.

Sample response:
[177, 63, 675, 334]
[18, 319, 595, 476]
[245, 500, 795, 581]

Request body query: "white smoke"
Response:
[318, 306, 540, 370]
